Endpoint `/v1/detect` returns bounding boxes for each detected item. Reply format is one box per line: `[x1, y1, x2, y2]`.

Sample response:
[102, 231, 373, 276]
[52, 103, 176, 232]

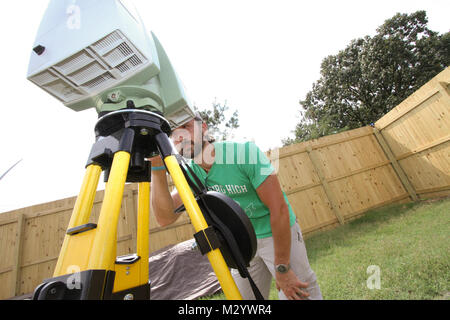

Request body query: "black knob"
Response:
[127, 100, 136, 109]
[33, 45, 46, 56]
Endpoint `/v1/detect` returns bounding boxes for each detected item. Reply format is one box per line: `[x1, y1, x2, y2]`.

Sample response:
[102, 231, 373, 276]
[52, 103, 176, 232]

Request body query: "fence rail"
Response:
[1, 67, 448, 300]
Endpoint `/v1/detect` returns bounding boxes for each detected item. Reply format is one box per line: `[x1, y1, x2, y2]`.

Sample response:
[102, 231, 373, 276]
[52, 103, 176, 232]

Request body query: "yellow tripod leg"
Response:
[88, 151, 131, 271]
[112, 181, 150, 293]
[53, 164, 102, 277]
[136, 182, 150, 284]
[164, 155, 242, 300]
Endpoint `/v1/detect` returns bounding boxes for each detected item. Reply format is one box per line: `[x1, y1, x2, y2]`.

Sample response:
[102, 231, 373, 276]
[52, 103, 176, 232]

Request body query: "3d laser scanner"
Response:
[27, 0, 260, 301]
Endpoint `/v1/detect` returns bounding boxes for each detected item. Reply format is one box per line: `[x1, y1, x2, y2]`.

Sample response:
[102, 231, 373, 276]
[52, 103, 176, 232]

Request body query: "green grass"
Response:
[202, 197, 450, 300]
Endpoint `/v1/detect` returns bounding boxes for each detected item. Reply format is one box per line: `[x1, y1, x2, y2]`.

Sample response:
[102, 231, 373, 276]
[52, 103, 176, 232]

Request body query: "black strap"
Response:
[176, 155, 207, 195]
[247, 274, 265, 300]
[178, 164, 202, 197]
[193, 226, 221, 255]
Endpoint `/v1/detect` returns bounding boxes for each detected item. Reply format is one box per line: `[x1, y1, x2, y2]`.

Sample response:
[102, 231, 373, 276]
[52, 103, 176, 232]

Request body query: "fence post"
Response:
[372, 128, 419, 201]
[306, 146, 345, 225]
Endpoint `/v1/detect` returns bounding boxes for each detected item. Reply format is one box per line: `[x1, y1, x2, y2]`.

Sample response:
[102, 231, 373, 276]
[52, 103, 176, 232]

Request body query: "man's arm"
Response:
[149, 156, 183, 227]
[256, 174, 309, 300]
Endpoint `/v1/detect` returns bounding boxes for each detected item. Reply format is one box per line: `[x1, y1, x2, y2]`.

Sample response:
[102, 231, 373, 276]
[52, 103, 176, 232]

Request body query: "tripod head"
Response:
[27, 0, 195, 129]
[87, 108, 173, 183]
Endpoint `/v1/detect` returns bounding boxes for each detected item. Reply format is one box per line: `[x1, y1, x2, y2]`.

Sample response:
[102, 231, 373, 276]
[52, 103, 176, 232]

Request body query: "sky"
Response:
[0, 0, 448, 213]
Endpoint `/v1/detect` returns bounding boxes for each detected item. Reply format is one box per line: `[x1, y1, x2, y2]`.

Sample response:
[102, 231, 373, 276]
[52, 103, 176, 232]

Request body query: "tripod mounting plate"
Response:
[87, 109, 174, 183]
[95, 109, 171, 138]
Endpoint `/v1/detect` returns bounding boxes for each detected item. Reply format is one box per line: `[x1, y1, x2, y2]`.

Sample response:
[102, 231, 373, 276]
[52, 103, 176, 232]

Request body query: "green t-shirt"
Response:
[187, 141, 296, 239]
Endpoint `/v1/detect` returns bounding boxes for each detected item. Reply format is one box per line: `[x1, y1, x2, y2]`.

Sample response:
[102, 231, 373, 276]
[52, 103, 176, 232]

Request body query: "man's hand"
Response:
[275, 269, 310, 300]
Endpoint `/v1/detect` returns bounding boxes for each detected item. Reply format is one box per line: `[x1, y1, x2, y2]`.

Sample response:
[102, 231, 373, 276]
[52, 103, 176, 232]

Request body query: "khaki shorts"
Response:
[231, 222, 323, 300]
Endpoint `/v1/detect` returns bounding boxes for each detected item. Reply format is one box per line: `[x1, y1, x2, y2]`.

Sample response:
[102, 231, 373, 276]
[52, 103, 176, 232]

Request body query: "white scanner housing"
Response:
[27, 0, 195, 128]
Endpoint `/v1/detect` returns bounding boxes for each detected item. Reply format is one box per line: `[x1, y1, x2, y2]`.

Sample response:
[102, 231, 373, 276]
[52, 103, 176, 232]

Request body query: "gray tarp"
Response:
[148, 239, 221, 300]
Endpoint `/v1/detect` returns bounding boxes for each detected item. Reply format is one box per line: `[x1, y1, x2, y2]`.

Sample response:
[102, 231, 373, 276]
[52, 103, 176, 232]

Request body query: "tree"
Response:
[194, 99, 239, 141]
[284, 11, 449, 145]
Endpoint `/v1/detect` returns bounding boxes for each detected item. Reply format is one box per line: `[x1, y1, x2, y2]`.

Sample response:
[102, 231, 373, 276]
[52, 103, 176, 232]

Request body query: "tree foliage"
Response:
[194, 99, 239, 141]
[284, 11, 449, 145]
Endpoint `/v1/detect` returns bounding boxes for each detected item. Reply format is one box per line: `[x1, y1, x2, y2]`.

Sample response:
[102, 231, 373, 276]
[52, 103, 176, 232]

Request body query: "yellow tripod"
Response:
[32, 109, 242, 300]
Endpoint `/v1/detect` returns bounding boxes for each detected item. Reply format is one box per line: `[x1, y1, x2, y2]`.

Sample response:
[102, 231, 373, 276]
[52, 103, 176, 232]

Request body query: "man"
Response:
[149, 113, 322, 300]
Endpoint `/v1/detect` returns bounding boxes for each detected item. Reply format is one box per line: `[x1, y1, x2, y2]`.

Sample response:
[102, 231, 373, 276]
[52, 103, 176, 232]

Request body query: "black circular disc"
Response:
[197, 191, 257, 269]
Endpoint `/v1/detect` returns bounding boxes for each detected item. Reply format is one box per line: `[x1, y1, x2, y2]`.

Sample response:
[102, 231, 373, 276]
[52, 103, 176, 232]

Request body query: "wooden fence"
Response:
[268, 125, 411, 236]
[1, 67, 448, 300]
[374, 67, 450, 200]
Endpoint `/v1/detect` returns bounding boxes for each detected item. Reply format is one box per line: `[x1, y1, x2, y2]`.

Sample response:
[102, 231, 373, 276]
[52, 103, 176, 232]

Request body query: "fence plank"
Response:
[306, 146, 345, 225]
[126, 188, 137, 253]
[11, 213, 25, 297]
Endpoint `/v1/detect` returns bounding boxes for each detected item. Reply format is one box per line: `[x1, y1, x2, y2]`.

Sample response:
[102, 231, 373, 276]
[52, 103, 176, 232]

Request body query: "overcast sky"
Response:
[0, 0, 448, 213]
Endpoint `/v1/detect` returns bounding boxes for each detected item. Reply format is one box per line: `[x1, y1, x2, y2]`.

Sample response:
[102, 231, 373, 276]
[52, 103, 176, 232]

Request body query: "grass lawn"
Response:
[202, 197, 450, 300]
